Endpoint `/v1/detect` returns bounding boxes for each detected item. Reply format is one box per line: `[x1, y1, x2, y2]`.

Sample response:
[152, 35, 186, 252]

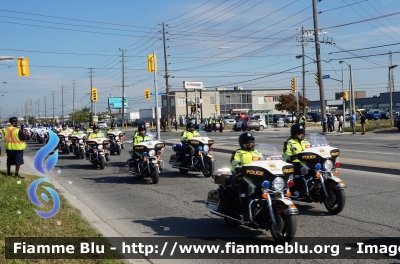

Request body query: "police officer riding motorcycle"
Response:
[206, 132, 298, 243]
[283, 124, 346, 215]
[169, 122, 215, 177]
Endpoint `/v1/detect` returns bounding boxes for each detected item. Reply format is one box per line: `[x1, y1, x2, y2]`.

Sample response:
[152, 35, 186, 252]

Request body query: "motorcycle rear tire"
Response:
[66, 147, 70, 154]
[99, 156, 106, 170]
[323, 189, 346, 215]
[151, 168, 159, 184]
[116, 146, 121, 155]
[179, 168, 189, 174]
[202, 160, 214, 177]
[269, 213, 297, 244]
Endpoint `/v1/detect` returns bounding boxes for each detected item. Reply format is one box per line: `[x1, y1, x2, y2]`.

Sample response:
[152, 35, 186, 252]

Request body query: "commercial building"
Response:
[161, 86, 291, 120]
[308, 91, 400, 113]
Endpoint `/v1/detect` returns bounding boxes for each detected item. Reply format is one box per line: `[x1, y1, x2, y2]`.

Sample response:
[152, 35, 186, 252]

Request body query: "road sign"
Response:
[93, 116, 98, 122]
[322, 75, 330, 79]
[150, 92, 163, 95]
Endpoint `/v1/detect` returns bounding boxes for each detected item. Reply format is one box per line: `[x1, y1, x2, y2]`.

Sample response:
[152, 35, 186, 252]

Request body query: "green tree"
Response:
[275, 93, 310, 117]
[69, 107, 91, 123]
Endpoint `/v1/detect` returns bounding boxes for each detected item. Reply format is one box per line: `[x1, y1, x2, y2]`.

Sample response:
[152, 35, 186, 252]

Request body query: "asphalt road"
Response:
[22, 127, 400, 263]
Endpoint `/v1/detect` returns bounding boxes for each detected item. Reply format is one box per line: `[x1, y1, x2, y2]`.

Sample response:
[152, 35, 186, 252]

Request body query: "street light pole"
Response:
[389, 65, 398, 125]
[301, 26, 306, 111]
[349, 64, 355, 113]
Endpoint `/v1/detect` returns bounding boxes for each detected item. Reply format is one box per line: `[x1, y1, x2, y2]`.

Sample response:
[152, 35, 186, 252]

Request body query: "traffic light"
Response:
[144, 89, 151, 100]
[343, 91, 348, 101]
[215, 105, 219, 111]
[315, 73, 319, 86]
[291, 78, 296, 93]
[91, 88, 98, 102]
[17, 58, 30, 77]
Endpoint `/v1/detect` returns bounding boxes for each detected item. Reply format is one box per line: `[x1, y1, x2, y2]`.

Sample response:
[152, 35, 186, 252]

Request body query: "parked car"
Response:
[223, 116, 236, 125]
[242, 118, 262, 131]
[284, 115, 295, 123]
[307, 112, 322, 123]
[395, 115, 400, 130]
[305, 114, 313, 122]
[97, 121, 108, 129]
[272, 114, 287, 123]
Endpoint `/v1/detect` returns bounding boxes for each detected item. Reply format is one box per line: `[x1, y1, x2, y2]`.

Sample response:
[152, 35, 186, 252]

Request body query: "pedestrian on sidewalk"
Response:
[322, 114, 328, 133]
[350, 111, 357, 134]
[174, 120, 178, 131]
[4, 117, 27, 178]
[360, 112, 366, 135]
[338, 113, 344, 133]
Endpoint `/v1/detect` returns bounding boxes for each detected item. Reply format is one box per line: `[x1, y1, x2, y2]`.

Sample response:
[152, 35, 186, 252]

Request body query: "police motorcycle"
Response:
[69, 133, 87, 159]
[287, 133, 346, 215]
[127, 132, 165, 184]
[85, 136, 111, 170]
[206, 143, 298, 243]
[57, 129, 71, 154]
[169, 130, 215, 177]
[36, 126, 46, 144]
[107, 130, 125, 155]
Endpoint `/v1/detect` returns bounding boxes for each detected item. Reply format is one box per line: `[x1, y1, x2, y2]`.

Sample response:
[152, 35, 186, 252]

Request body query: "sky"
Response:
[0, 0, 399, 118]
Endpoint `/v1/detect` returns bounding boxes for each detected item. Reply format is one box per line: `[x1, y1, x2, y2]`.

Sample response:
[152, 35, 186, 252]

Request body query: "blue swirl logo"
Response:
[28, 178, 60, 218]
[30, 129, 60, 218]
[34, 129, 59, 175]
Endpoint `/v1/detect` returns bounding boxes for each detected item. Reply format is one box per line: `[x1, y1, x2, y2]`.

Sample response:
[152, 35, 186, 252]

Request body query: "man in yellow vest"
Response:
[4, 117, 27, 178]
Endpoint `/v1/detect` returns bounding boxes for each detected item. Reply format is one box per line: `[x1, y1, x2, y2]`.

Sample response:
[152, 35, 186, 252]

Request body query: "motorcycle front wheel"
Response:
[201, 159, 214, 177]
[323, 189, 346, 215]
[116, 145, 121, 155]
[269, 213, 297, 244]
[80, 149, 85, 159]
[99, 156, 106, 170]
[151, 168, 159, 184]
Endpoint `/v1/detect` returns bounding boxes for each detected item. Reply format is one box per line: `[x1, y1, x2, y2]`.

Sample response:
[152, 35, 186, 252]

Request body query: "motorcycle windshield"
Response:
[195, 130, 208, 138]
[253, 143, 282, 160]
[305, 133, 329, 148]
[144, 132, 157, 141]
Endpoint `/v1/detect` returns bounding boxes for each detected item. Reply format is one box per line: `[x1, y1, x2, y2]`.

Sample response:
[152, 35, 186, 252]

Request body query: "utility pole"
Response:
[121, 49, 126, 128]
[312, 0, 326, 132]
[62, 85, 64, 121]
[162, 22, 170, 129]
[44, 96, 47, 120]
[90, 68, 93, 122]
[301, 26, 306, 112]
[51, 91, 55, 122]
[73, 79, 75, 126]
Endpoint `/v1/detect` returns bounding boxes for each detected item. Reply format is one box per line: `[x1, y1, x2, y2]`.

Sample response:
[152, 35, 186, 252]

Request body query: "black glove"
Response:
[290, 155, 298, 161]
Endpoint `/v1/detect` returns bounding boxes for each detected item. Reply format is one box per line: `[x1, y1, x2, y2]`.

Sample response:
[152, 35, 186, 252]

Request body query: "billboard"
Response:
[183, 81, 204, 89]
[108, 97, 128, 109]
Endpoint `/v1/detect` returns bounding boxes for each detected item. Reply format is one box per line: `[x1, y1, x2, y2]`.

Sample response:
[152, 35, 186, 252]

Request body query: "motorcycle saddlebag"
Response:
[214, 174, 230, 185]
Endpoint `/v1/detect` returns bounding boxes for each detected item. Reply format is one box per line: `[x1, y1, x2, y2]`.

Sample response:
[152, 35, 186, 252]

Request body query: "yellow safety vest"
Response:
[4, 126, 27, 150]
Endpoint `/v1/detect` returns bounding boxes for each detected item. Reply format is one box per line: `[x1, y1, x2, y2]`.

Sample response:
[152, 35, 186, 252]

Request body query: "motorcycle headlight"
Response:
[272, 177, 285, 191]
[98, 145, 103, 150]
[148, 149, 156, 156]
[323, 160, 333, 171]
[203, 145, 209, 152]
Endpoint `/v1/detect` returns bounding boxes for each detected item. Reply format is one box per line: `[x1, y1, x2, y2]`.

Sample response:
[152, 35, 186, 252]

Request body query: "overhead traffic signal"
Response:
[215, 105, 219, 111]
[91, 88, 98, 102]
[343, 91, 349, 101]
[315, 73, 319, 87]
[17, 58, 30, 77]
[291, 78, 296, 93]
[144, 89, 151, 100]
